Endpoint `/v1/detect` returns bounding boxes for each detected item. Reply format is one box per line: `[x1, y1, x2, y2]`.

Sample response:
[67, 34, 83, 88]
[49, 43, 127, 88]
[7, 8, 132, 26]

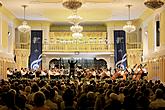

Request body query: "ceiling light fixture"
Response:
[62, 0, 83, 10]
[123, 5, 136, 33]
[0, 1, 2, 7]
[18, 5, 31, 33]
[69, 11, 83, 38]
[67, 14, 82, 24]
[63, 0, 83, 39]
[72, 32, 83, 39]
[70, 24, 83, 33]
[144, 0, 164, 9]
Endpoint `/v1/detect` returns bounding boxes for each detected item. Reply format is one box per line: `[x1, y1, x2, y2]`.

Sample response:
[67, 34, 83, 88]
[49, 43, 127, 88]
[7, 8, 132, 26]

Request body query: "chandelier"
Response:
[62, 0, 83, 10]
[67, 14, 82, 24]
[70, 24, 83, 33]
[63, 0, 83, 38]
[0, 1, 2, 7]
[70, 11, 83, 38]
[72, 32, 83, 39]
[123, 21, 136, 33]
[144, 0, 164, 9]
[18, 5, 31, 33]
[123, 5, 136, 33]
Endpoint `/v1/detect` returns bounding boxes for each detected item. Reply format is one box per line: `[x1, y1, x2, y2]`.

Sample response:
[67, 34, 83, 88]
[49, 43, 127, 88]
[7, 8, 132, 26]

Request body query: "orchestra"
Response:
[6, 63, 148, 81]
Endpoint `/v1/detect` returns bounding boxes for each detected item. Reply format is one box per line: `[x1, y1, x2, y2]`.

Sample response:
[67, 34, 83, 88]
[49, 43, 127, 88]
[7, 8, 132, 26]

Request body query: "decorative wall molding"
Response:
[145, 44, 165, 60]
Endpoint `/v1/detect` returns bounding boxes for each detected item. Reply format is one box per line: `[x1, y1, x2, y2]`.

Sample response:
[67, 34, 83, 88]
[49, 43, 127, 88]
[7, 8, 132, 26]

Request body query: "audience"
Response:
[0, 78, 165, 110]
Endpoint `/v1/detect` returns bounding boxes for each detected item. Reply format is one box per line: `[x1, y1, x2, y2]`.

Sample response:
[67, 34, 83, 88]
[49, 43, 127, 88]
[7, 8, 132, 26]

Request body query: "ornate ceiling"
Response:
[1, 0, 147, 23]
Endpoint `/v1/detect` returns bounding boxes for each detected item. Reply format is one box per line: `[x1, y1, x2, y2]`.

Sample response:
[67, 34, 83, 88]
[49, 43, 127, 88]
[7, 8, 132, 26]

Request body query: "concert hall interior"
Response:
[1, 0, 165, 109]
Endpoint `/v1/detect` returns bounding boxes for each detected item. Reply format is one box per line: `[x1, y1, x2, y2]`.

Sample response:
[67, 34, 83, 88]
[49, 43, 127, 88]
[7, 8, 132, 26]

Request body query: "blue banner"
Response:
[29, 30, 42, 70]
[114, 30, 127, 69]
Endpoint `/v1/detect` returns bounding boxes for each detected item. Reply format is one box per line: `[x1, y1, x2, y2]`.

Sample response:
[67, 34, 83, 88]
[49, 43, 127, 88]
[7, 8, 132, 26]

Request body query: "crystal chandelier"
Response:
[72, 32, 83, 39]
[63, 0, 83, 38]
[67, 14, 82, 24]
[144, 0, 164, 9]
[123, 5, 136, 33]
[0, 1, 2, 7]
[62, 0, 83, 10]
[69, 11, 83, 38]
[123, 21, 136, 33]
[18, 5, 31, 33]
[70, 24, 83, 33]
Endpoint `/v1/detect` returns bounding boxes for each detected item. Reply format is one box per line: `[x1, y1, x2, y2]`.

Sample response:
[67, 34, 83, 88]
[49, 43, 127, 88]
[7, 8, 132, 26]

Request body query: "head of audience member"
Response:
[16, 94, 26, 109]
[31, 82, 39, 93]
[63, 87, 74, 103]
[42, 89, 50, 100]
[155, 89, 164, 99]
[5, 89, 17, 108]
[25, 86, 31, 95]
[87, 91, 95, 101]
[18, 84, 24, 91]
[110, 93, 118, 101]
[38, 80, 46, 88]
[33, 91, 46, 107]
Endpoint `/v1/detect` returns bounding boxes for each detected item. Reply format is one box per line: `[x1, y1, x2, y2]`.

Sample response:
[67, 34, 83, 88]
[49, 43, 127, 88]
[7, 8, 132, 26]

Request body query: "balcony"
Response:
[43, 43, 114, 52]
[127, 42, 143, 50]
[43, 42, 143, 52]
[14, 42, 142, 52]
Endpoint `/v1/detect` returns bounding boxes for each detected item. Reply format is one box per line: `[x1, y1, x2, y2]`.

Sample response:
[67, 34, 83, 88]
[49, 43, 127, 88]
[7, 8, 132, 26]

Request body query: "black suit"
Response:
[68, 60, 77, 79]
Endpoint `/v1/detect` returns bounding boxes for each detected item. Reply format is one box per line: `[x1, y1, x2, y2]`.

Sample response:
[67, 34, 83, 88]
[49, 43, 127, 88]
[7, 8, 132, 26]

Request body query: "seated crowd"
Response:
[0, 78, 165, 110]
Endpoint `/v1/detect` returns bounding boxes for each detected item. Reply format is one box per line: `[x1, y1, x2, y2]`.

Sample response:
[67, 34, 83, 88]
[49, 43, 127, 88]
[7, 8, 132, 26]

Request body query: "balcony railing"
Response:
[43, 43, 114, 52]
[15, 43, 30, 49]
[15, 42, 143, 52]
[127, 42, 143, 50]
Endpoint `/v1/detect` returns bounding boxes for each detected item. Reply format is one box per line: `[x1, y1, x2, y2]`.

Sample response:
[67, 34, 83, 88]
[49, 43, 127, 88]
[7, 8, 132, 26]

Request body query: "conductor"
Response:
[68, 59, 77, 79]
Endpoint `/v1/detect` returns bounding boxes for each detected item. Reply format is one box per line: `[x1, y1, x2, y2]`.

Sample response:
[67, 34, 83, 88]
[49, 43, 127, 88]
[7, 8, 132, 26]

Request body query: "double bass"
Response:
[133, 64, 147, 80]
[111, 68, 121, 80]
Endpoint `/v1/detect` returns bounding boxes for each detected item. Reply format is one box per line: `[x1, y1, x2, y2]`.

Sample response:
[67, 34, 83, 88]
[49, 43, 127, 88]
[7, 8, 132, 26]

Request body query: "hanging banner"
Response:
[114, 30, 127, 69]
[29, 30, 42, 70]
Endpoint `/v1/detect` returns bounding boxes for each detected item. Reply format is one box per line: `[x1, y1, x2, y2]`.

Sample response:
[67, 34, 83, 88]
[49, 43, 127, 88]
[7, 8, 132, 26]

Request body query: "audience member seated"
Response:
[32, 91, 50, 110]
[42, 88, 58, 110]
[149, 89, 165, 110]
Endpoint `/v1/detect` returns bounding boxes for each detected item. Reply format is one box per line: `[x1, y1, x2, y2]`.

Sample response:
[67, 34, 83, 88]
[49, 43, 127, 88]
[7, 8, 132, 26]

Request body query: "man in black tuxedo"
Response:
[68, 59, 77, 79]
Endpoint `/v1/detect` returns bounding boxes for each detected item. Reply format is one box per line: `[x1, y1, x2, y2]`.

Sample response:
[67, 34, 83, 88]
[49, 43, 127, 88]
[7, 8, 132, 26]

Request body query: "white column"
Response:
[142, 25, 149, 61]
[0, 13, 2, 50]
[107, 27, 114, 49]
[107, 27, 115, 68]
[44, 26, 49, 43]
[8, 21, 14, 54]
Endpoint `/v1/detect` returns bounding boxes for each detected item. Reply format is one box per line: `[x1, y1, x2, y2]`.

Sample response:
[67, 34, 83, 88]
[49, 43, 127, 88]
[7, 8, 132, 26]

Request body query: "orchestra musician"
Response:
[101, 69, 110, 79]
[21, 68, 27, 78]
[54, 67, 60, 79]
[28, 69, 35, 79]
[48, 68, 54, 79]
[132, 64, 148, 80]
[85, 69, 91, 79]
[40, 69, 47, 79]
[60, 65, 65, 79]
[76, 65, 83, 81]
[7, 68, 13, 79]
[122, 68, 130, 80]
[89, 68, 96, 79]
[112, 68, 121, 80]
